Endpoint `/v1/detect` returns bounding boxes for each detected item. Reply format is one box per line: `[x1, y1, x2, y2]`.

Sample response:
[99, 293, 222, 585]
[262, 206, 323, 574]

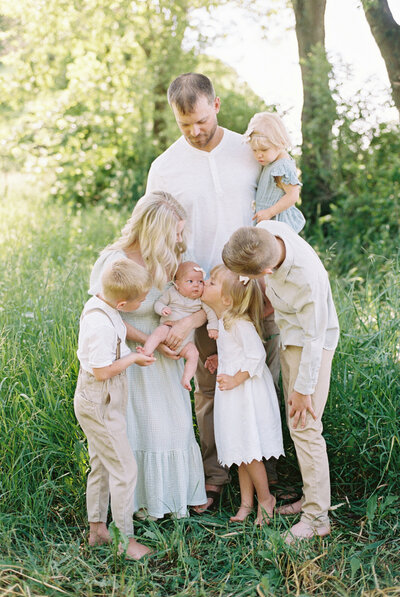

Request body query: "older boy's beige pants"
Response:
[280, 346, 334, 528]
[194, 314, 280, 486]
[74, 369, 137, 537]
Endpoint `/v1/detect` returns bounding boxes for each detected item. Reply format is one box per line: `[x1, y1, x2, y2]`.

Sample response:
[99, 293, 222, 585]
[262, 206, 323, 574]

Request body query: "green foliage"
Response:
[1, 178, 399, 595]
[327, 110, 400, 276]
[0, 0, 268, 208]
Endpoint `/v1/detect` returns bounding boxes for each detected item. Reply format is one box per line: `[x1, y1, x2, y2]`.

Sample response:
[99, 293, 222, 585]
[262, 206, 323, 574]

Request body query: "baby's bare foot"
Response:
[181, 377, 192, 391]
[88, 522, 111, 546]
[256, 495, 276, 527]
[230, 505, 253, 523]
[123, 538, 152, 560]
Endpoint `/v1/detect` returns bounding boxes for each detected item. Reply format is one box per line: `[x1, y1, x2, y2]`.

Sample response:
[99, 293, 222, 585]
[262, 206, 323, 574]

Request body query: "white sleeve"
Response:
[234, 321, 266, 378]
[146, 162, 165, 193]
[86, 322, 118, 369]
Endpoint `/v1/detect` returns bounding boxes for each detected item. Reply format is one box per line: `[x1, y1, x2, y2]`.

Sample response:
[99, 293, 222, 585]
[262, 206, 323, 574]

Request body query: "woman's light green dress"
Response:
[89, 250, 206, 518]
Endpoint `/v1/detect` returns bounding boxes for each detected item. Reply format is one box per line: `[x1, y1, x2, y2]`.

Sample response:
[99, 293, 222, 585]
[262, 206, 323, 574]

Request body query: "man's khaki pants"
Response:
[194, 314, 280, 486]
[74, 369, 137, 537]
[280, 346, 334, 528]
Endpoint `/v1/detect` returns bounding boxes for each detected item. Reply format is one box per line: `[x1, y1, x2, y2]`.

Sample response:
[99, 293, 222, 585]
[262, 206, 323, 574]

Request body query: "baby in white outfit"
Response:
[142, 261, 218, 390]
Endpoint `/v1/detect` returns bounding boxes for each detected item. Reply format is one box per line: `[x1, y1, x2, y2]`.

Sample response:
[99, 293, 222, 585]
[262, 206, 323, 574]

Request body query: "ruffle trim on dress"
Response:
[239, 355, 265, 379]
[218, 449, 285, 469]
[132, 443, 206, 519]
[270, 160, 302, 187]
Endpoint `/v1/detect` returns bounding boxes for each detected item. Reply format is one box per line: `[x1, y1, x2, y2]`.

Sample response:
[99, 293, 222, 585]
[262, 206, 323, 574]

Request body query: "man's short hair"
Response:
[101, 259, 151, 303]
[167, 73, 215, 114]
[222, 227, 280, 275]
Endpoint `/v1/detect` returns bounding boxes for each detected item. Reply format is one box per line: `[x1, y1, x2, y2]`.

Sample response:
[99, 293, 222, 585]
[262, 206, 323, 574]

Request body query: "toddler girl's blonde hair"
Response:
[101, 259, 152, 303]
[222, 227, 280, 276]
[210, 265, 264, 336]
[106, 191, 187, 289]
[244, 112, 292, 150]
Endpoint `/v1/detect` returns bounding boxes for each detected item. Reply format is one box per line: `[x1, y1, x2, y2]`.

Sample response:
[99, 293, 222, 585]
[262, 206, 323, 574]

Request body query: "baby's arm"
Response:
[217, 370, 249, 391]
[253, 181, 300, 223]
[202, 303, 219, 339]
[154, 289, 172, 317]
[92, 352, 155, 381]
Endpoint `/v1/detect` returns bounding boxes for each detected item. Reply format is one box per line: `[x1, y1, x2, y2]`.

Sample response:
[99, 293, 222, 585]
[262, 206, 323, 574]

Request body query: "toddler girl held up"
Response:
[245, 112, 305, 233]
[202, 265, 284, 526]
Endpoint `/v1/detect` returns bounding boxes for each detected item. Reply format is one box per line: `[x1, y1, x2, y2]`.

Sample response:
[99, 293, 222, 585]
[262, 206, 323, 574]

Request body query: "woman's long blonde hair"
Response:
[105, 191, 187, 289]
[211, 265, 264, 336]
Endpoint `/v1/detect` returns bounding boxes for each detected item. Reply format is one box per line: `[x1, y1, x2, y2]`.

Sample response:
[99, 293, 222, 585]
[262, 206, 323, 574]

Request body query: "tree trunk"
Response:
[291, 0, 336, 223]
[360, 0, 400, 115]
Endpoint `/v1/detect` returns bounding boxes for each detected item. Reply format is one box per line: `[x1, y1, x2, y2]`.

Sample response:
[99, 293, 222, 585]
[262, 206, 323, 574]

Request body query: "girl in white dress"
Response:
[202, 265, 284, 525]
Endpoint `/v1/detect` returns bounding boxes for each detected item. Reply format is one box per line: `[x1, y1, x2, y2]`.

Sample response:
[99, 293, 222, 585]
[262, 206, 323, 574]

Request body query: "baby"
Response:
[142, 261, 218, 390]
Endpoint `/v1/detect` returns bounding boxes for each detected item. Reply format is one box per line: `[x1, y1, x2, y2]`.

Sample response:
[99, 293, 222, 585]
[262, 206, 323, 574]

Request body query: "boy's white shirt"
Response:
[257, 221, 339, 395]
[77, 295, 131, 374]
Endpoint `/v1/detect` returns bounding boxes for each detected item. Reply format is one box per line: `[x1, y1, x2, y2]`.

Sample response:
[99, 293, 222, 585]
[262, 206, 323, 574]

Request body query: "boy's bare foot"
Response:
[256, 495, 276, 527]
[276, 498, 302, 516]
[88, 522, 111, 546]
[230, 504, 253, 522]
[123, 538, 152, 560]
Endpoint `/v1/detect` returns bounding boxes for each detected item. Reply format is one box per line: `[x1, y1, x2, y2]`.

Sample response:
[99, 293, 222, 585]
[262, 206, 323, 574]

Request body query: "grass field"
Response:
[1, 175, 399, 596]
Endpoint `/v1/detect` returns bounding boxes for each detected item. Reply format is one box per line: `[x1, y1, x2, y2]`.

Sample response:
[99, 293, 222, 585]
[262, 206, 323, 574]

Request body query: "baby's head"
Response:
[174, 261, 205, 299]
[222, 227, 281, 277]
[101, 259, 152, 312]
[244, 112, 291, 164]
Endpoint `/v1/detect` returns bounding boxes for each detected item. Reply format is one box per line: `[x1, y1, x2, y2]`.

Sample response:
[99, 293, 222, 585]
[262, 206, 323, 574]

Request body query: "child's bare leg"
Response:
[89, 521, 111, 546]
[179, 342, 199, 390]
[142, 324, 170, 355]
[230, 464, 254, 522]
[124, 537, 152, 560]
[245, 459, 276, 526]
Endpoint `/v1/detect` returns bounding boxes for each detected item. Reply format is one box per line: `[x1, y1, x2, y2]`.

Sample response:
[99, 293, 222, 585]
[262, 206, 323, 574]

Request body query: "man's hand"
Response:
[289, 390, 317, 429]
[204, 353, 218, 374]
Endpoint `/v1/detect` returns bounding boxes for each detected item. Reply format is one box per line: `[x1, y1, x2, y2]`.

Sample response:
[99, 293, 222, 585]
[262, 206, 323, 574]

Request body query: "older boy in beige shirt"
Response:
[222, 221, 339, 543]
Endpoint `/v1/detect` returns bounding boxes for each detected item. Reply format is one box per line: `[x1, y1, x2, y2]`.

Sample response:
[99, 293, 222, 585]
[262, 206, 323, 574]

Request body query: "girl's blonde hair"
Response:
[101, 259, 152, 303]
[106, 191, 187, 289]
[244, 112, 292, 150]
[210, 265, 264, 336]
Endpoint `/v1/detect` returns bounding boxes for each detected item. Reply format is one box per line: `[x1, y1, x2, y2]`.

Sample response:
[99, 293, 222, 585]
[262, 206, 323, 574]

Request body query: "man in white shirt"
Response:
[146, 73, 280, 510]
[222, 221, 339, 542]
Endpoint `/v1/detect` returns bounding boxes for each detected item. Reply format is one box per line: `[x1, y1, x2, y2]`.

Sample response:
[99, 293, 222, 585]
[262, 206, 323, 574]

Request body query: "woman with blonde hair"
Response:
[89, 191, 207, 519]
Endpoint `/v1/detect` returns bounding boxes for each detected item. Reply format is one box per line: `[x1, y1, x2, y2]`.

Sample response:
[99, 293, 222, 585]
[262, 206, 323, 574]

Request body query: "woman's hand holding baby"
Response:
[205, 353, 218, 374]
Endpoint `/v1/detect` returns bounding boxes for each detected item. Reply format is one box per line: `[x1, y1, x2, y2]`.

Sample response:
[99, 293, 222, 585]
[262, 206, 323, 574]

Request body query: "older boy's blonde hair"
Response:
[210, 265, 264, 336]
[106, 191, 187, 290]
[244, 112, 292, 150]
[222, 227, 280, 276]
[101, 259, 152, 303]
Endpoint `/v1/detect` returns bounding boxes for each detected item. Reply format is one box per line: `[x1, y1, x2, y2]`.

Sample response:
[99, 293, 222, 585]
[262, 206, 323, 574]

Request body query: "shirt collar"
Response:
[270, 236, 293, 282]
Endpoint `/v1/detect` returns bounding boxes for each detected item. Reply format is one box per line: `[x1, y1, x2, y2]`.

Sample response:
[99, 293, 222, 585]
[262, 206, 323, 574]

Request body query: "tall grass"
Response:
[1, 176, 399, 596]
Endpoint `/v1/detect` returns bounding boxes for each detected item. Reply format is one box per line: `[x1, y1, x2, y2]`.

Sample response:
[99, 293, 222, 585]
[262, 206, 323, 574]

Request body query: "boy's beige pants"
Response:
[280, 346, 334, 528]
[74, 369, 137, 537]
